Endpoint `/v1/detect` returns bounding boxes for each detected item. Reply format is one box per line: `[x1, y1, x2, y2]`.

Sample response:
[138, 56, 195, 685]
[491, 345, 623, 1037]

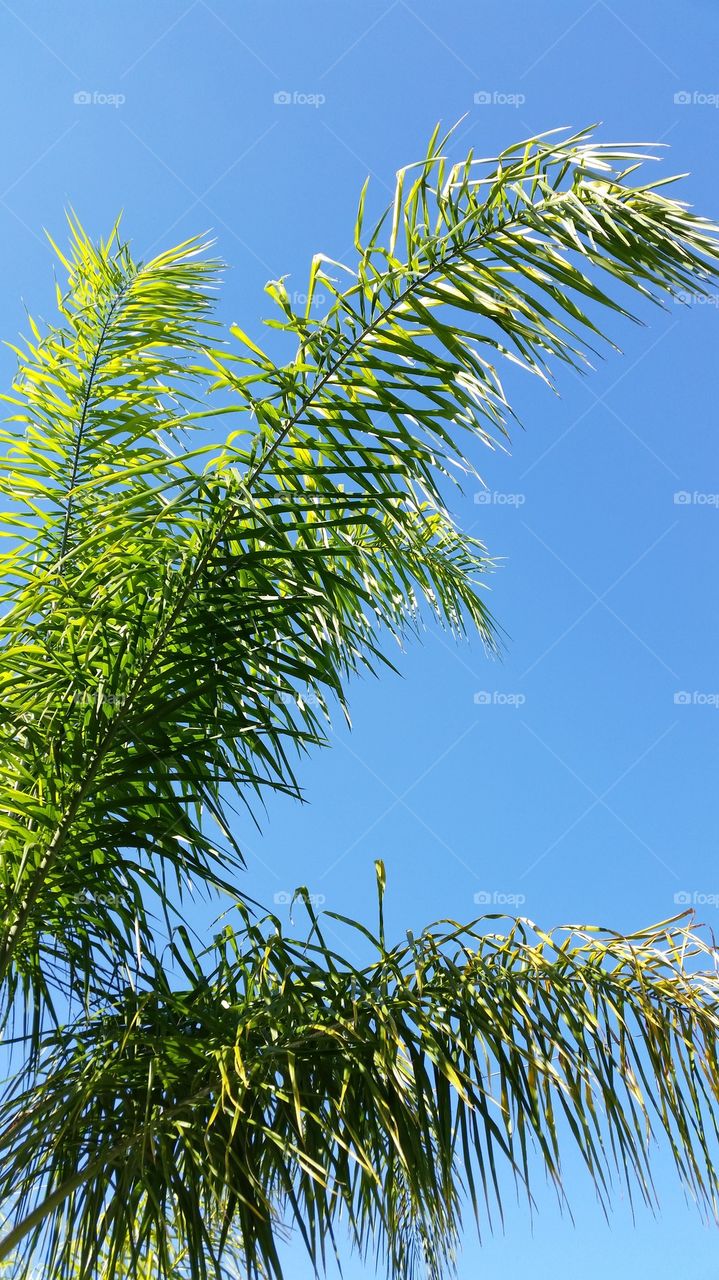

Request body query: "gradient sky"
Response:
[1, 1, 718, 1274]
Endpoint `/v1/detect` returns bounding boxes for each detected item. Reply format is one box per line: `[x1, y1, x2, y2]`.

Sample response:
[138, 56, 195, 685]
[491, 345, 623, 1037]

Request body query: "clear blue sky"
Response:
[1, 2, 718, 1274]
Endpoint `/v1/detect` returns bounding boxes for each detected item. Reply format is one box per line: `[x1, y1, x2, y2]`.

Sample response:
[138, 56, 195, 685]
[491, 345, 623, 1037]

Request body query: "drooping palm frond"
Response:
[1, 883, 719, 1280]
[2, 128, 718, 1026]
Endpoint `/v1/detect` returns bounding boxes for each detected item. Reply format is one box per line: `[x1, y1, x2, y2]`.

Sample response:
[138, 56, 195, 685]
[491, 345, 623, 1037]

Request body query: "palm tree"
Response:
[1, 126, 719, 1280]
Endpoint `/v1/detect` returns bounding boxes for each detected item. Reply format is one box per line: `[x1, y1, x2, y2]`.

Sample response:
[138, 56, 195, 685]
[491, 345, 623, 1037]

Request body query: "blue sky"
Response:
[1, 1, 718, 1274]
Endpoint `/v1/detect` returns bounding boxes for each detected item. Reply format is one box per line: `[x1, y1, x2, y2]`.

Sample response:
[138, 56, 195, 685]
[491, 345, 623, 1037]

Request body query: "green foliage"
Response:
[1, 126, 719, 1278]
[2, 900, 719, 1280]
[0, 219, 226, 1015]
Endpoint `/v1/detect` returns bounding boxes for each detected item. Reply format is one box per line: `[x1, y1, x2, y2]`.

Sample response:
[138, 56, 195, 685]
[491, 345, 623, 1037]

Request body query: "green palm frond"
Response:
[1, 214, 219, 567]
[1, 888, 719, 1280]
[1, 126, 719, 1278]
[2, 129, 718, 1022]
[0, 218, 223, 1018]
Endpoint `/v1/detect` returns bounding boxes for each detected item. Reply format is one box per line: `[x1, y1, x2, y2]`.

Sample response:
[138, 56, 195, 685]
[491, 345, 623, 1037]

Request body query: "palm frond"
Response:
[0, 219, 222, 1017]
[1, 888, 718, 1279]
[1, 128, 718, 1069]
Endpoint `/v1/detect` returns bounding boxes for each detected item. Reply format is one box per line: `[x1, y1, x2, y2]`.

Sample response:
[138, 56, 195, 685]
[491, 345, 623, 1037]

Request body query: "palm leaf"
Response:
[0, 217, 224, 1023]
[1, 129, 718, 1023]
[1, 890, 718, 1279]
[1, 126, 719, 1277]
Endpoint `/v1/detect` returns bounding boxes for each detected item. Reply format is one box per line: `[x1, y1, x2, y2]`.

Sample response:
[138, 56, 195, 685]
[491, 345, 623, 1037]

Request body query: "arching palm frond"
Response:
[1, 889, 718, 1280]
[2, 129, 718, 1021]
[0, 127, 719, 1278]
